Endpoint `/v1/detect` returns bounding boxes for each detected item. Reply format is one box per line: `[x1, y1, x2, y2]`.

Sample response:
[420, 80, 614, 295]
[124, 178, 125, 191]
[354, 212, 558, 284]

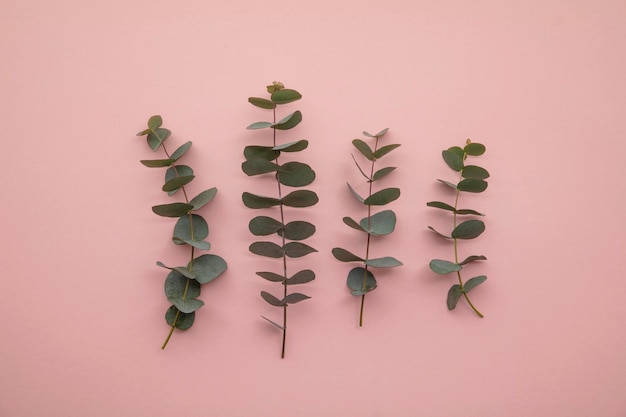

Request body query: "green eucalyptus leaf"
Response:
[347, 183, 365, 203]
[247, 121, 274, 130]
[140, 159, 174, 168]
[464, 275, 487, 293]
[271, 89, 302, 104]
[244, 146, 279, 161]
[136, 128, 150, 136]
[242, 192, 281, 209]
[189, 188, 217, 210]
[256, 271, 285, 282]
[442, 149, 464, 171]
[152, 202, 193, 217]
[366, 256, 403, 268]
[286, 269, 315, 285]
[148, 115, 162, 130]
[283, 242, 317, 258]
[171, 141, 192, 161]
[249, 241, 283, 258]
[248, 97, 276, 109]
[448, 146, 465, 159]
[242, 159, 280, 176]
[261, 315, 284, 329]
[427, 226, 452, 239]
[164, 165, 194, 196]
[343, 216, 366, 232]
[273, 111, 302, 130]
[456, 208, 485, 216]
[164, 270, 200, 300]
[452, 220, 485, 239]
[362, 131, 374, 138]
[459, 255, 487, 265]
[162, 175, 194, 192]
[447, 285, 463, 310]
[273, 140, 308, 152]
[249, 216, 283, 236]
[429, 259, 462, 274]
[363, 188, 400, 206]
[261, 291, 282, 307]
[352, 139, 374, 160]
[331, 247, 363, 263]
[346, 267, 377, 296]
[426, 201, 456, 212]
[191, 254, 227, 284]
[169, 297, 204, 314]
[165, 306, 195, 330]
[281, 190, 318, 207]
[172, 214, 209, 245]
[372, 166, 396, 181]
[457, 178, 488, 193]
[147, 128, 171, 150]
[360, 209, 396, 236]
[278, 162, 315, 187]
[462, 165, 490, 179]
[375, 128, 389, 137]
[156, 262, 197, 279]
[374, 144, 401, 159]
[282, 293, 311, 305]
[437, 179, 458, 190]
[280, 221, 315, 240]
[464, 142, 486, 156]
[172, 238, 211, 250]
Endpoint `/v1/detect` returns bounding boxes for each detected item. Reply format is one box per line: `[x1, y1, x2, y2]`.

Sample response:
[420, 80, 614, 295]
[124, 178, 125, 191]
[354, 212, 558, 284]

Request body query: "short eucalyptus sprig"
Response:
[426, 139, 489, 317]
[332, 129, 403, 327]
[136, 115, 227, 349]
[242, 82, 318, 358]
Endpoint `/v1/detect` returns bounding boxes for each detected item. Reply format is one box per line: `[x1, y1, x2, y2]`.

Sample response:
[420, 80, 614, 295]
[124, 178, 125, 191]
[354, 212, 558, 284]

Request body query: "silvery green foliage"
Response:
[427, 139, 489, 317]
[136, 115, 227, 348]
[243, 82, 318, 358]
[332, 128, 403, 326]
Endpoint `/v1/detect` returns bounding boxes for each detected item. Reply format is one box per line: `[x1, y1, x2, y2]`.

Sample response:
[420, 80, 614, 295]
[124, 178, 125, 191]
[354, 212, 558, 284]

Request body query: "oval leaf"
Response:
[242, 192, 281, 209]
[171, 141, 192, 161]
[366, 256, 403, 268]
[191, 254, 227, 284]
[168, 297, 204, 314]
[464, 142, 486, 156]
[248, 97, 276, 109]
[273, 139, 308, 152]
[282, 292, 311, 304]
[283, 242, 317, 258]
[256, 271, 285, 282]
[447, 285, 463, 310]
[343, 216, 366, 232]
[247, 121, 274, 130]
[331, 247, 363, 263]
[164, 270, 200, 300]
[271, 89, 302, 104]
[162, 175, 194, 192]
[249, 241, 283, 258]
[462, 165, 490, 179]
[456, 208, 485, 216]
[457, 178, 488, 193]
[464, 275, 487, 293]
[460, 255, 487, 265]
[281, 190, 318, 207]
[347, 267, 377, 296]
[286, 269, 315, 285]
[152, 202, 193, 217]
[278, 162, 315, 187]
[426, 201, 456, 212]
[249, 216, 283, 236]
[242, 159, 280, 176]
[147, 127, 171, 150]
[244, 145, 279, 161]
[261, 291, 282, 307]
[364, 188, 400, 206]
[273, 111, 302, 130]
[173, 214, 209, 245]
[373, 144, 401, 159]
[352, 139, 374, 160]
[148, 115, 162, 130]
[429, 259, 461, 274]
[165, 306, 195, 330]
[452, 220, 485, 239]
[165, 165, 194, 196]
[280, 221, 315, 240]
[360, 209, 396, 236]
[140, 158, 174, 168]
[156, 262, 197, 279]
[372, 166, 396, 181]
[442, 149, 464, 171]
[189, 188, 217, 210]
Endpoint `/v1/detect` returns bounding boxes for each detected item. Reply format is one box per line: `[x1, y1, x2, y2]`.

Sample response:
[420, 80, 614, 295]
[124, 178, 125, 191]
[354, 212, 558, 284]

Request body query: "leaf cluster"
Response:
[426, 139, 488, 314]
[136, 115, 227, 345]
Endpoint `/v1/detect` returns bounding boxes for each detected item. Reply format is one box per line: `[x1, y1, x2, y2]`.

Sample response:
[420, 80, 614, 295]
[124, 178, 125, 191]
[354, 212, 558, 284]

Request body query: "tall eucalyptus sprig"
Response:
[331, 129, 403, 327]
[136, 115, 228, 349]
[426, 139, 489, 317]
[242, 82, 318, 358]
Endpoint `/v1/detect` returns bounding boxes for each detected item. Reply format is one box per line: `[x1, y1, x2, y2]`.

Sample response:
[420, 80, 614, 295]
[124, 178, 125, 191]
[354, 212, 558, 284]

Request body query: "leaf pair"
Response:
[242, 190, 319, 209]
[247, 110, 302, 130]
[249, 216, 315, 240]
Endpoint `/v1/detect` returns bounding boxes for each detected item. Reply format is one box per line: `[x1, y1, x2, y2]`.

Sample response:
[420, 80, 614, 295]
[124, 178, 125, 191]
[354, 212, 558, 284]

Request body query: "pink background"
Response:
[2, 0, 626, 416]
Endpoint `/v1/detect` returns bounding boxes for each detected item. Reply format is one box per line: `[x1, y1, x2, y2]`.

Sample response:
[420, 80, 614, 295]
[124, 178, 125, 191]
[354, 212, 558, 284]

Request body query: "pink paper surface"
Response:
[2, 0, 626, 416]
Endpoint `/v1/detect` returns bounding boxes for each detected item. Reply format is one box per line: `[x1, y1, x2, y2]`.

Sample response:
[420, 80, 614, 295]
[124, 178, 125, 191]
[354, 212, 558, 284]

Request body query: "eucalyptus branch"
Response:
[332, 129, 403, 326]
[427, 139, 489, 317]
[135, 115, 227, 349]
[242, 82, 318, 358]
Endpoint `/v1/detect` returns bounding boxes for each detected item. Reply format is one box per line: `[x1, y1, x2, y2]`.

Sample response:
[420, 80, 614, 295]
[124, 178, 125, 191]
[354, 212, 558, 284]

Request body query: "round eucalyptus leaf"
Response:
[242, 192, 281, 209]
[459, 255, 487, 265]
[165, 306, 195, 330]
[162, 175, 194, 193]
[148, 115, 162, 130]
[286, 269, 315, 285]
[173, 214, 208, 245]
[426, 201, 456, 212]
[249, 216, 283, 236]
[165, 165, 194, 195]
[171, 141, 192, 161]
[273, 111, 302, 130]
[168, 297, 204, 314]
[273, 140, 308, 152]
[248, 97, 276, 109]
[172, 238, 211, 250]
[462, 165, 490, 179]
[256, 271, 285, 282]
[164, 270, 201, 300]
[365, 256, 403, 268]
[372, 166, 396, 181]
[363, 188, 400, 206]
[140, 158, 174, 168]
[347, 267, 377, 296]
[464, 142, 486, 156]
[156, 261, 197, 279]
[147, 128, 171, 150]
[152, 202, 193, 217]
[447, 146, 465, 159]
[343, 217, 366, 232]
[282, 292, 311, 304]
[242, 159, 280, 176]
[244, 145, 279, 161]
[271, 88, 302, 104]
[452, 220, 485, 239]
[457, 178, 488, 193]
[281, 190, 318, 207]
[283, 242, 317, 258]
[373, 144, 401, 159]
[261, 291, 282, 307]
[189, 188, 217, 210]
[442, 149, 464, 171]
[331, 247, 363, 263]
[352, 139, 374, 160]
[249, 241, 283, 258]
[247, 121, 274, 130]
[190, 254, 227, 284]
[278, 162, 315, 187]
[360, 209, 396, 236]
[280, 221, 315, 240]
[429, 259, 461, 274]
[447, 285, 463, 310]
[464, 275, 487, 293]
